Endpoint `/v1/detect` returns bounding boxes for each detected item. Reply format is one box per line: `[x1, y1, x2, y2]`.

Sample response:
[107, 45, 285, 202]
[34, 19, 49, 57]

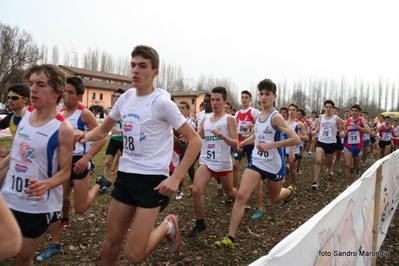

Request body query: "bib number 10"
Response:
[11, 175, 29, 193]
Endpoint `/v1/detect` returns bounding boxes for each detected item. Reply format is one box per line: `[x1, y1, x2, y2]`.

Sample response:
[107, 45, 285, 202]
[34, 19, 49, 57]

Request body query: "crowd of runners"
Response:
[0, 45, 398, 265]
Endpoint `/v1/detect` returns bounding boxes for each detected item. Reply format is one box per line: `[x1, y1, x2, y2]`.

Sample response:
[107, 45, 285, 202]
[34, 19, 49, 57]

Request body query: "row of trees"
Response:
[1, 22, 398, 118]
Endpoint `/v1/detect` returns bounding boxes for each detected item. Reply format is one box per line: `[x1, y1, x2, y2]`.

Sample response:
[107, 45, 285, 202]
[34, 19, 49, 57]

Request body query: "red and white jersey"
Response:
[235, 107, 260, 142]
[391, 125, 399, 140]
[344, 117, 364, 150]
[379, 125, 393, 142]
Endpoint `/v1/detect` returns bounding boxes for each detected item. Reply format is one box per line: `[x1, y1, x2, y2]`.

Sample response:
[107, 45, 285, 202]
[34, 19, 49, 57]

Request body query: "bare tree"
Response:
[51, 45, 59, 65]
[90, 47, 100, 71]
[63, 50, 70, 66]
[391, 82, 397, 111]
[39, 43, 48, 64]
[71, 50, 79, 67]
[82, 47, 91, 69]
[0, 22, 42, 90]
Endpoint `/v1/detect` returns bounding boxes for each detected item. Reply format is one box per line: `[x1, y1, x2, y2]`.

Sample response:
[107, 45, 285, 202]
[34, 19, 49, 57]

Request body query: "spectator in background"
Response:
[0, 84, 30, 157]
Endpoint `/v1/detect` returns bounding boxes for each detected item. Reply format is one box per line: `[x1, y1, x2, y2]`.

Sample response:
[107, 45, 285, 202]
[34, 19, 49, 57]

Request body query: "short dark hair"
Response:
[351, 104, 362, 112]
[211, 86, 227, 100]
[288, 103, 299, 112]
[311, 111, 317, 115]
[323, 100, 335, 107]
[385, 116, 391, 120]
[7, 83, 30, 98]
[298, 109, 306, 116]
[257, 79, 277, 94]
[279, 106, 288, 113]
[241, 90, 252, 98]
[114, 88, 125, 95]
[67, 77, 85, 95]
[362, 111, 368, 116]
[179, 100, 190, 109]
[131, 45, 159, 69]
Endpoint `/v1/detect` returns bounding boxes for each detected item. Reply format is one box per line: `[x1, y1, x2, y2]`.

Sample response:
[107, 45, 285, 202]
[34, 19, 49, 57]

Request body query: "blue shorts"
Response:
[232, 145, 254, 162]
[11, 210, 60, 238]
[111, 171, 169, 209]
[344, 147, 363, 157]
[363, 140, 370, 147]
[247, 164, 284, 182]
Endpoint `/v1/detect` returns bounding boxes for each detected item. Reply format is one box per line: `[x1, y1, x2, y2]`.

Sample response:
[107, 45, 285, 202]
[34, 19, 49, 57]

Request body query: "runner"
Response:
[343, 104, 370, 188]
[74, 45, 201, 264]
[0, 64, 74, 266]
[214, 78, 300, 249]
[188, 86, 238, 237]
[312, 100, 345, 190]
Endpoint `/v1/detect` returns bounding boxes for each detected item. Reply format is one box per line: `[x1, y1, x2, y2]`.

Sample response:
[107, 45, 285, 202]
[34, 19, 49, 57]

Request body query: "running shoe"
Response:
[175, 191, 184, 200]
[329, 172, 334, 179]
[36, 244, 63, 261]
[297, 169, 302, 175]
[187, 223, 206, 238]
[60, 220, 71, 231]
[164, 214, 181, 253]
[214, 236, 234, 249]
[355, 169, 361, 177]
[312, 181, 318, 190]
[251, 209, 265, 220]
[96, 175, 112, 190]
[284, 186, 295, 203]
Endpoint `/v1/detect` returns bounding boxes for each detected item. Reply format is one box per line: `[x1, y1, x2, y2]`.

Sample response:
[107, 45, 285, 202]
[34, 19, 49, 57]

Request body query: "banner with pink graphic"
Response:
[250, 150, 399, 266]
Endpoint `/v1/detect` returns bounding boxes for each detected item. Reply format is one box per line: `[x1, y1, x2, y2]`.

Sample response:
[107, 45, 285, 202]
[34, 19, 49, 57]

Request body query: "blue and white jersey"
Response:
[59, 104, 92, 156]
[251, 110, 286, 176]
[1, 106, 64, 213]
[283, 120, 300, 155]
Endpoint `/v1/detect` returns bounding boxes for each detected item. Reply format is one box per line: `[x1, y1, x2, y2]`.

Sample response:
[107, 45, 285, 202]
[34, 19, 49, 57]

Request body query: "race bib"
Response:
[348, 131, 360, 144]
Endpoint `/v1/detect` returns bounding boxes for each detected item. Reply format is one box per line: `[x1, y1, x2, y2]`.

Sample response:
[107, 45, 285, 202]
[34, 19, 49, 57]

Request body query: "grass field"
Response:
[0, 136, 397, 265]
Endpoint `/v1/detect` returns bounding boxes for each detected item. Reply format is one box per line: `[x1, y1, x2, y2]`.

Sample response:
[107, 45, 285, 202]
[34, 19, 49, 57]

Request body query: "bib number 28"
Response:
[124, 136, 135, 151]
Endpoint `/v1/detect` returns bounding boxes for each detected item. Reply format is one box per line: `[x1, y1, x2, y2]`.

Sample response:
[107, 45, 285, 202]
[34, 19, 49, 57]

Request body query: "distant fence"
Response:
[250, 150, 399, 266]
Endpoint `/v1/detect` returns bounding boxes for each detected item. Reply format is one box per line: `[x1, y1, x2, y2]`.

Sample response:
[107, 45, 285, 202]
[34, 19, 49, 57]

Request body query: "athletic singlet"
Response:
[284, 120, 300, 155]
[379, 125, 393, 142]
[110, 120, 123, 142]
[1, 106, 64, 213]
[318, 115, 338, 144]
[344, 117, 364, 149]
[199, 114, 232, 172]
[59, 104, 92, 156]
[391, 125, 399, 140]
[363, 121, 371, 141]
[235, 108, 259, 143]
[251, 110, 285, 176]
[109, 88, 185, 176]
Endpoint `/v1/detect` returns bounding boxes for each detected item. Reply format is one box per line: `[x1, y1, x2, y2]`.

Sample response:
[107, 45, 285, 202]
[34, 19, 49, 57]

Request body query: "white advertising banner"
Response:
[249, 150, 399, 266]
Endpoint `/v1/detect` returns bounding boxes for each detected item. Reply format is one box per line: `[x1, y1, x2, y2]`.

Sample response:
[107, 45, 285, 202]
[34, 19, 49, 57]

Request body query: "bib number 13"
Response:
[124, 136, 135, 151]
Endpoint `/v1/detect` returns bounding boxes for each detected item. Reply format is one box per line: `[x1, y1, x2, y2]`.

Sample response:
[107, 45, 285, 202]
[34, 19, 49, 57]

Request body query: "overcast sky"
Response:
[1, 0, 399, 93]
